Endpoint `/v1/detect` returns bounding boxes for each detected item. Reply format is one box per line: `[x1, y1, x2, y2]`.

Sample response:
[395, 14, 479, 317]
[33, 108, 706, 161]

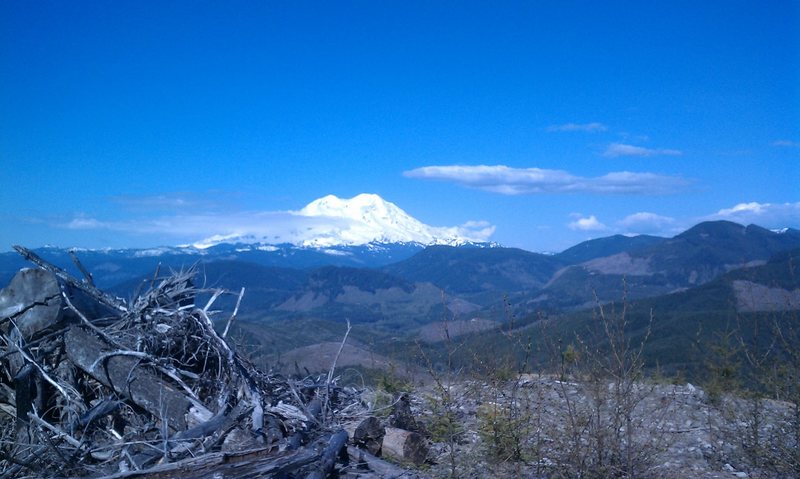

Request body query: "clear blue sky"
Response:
[1, 1, 798, 252]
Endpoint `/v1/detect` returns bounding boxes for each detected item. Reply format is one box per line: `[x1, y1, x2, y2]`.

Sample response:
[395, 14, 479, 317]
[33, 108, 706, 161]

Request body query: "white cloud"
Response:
[403, 165, 690, 195]
[65, 216, 111, 230]
[603, 143, 683, 157]
[772, 140, 800, 148]
[568, 215, 607, 231]
[708, 201, 800, 227]
[456, 220, 496, 239]
[618, 212, 676, 235]
[63, 211, 341, 241]
[619, 212, 675, 228]
[717, 202, 767, 215]
[547, 122, 608, 132]
[110, 192, 238, 212]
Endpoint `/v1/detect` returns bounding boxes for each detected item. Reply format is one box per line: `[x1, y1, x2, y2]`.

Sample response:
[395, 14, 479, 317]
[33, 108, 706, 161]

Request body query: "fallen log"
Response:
[12, 245, 127, 313]
[64, 325, 198, 431]
[347, 445, 423, 478]
[382, 427, 428, 466]
[94, 446, 321, 479]
[306, 429, 349, 479]
[0, 268, 121, 350]
[346, 416, 385, 456]
[0, 269, 65, 342]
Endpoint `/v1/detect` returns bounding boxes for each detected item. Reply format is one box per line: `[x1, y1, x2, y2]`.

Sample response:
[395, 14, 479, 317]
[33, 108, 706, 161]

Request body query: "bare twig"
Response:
[221, 287, 245, 340]
[28, 412, 83, 449]
[68, 249, 94, 286]
[202, 289, 224, 313]
[323, 319, 351, 422]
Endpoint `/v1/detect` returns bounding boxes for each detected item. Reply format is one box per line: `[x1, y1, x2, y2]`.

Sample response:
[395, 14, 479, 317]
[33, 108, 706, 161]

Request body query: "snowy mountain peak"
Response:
[192, 194, 495, 249]
[300, 193, 397, 220]
[296, 193, 493, 247]
[299, 194, 420, 233]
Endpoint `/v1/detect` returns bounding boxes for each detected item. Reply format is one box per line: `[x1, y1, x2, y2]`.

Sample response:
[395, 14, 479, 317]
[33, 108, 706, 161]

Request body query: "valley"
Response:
[2, 219, 798, 382]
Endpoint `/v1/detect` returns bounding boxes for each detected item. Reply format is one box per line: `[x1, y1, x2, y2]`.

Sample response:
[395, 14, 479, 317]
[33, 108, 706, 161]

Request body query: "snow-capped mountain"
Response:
[296, 193, 493, 247]
[0, 194, 499, 287]
[194, 193, 495, 249]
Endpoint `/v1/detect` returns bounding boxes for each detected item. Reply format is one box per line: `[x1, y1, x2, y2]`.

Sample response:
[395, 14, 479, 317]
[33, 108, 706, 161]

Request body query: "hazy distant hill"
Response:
[6, 220, 796, 379]
[641, 222, 800, 284]
[3, 221, 799, 330]
[0, 242, 428, 288]
[528, 221, 800, 311]
[556, 234, 665, 264]
[441, 247, 800, 380]
[382, 245, 564, 303]
[271, 266, 456, 327]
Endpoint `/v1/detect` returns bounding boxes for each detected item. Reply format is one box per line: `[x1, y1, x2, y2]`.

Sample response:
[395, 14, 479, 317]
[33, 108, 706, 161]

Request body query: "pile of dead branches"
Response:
[0, 246, 373, 478]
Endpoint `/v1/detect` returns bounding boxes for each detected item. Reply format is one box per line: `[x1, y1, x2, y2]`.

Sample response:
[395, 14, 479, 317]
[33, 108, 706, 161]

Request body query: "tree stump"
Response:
[382, 426, 428, 465]
[349, 416, 385, 455]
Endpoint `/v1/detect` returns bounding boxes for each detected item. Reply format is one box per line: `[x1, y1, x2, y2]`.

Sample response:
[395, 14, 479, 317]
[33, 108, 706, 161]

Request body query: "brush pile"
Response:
[0, 246, 409, 479]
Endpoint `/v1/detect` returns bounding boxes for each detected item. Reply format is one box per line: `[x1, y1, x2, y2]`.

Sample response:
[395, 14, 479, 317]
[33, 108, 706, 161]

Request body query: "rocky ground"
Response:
[360, 377, 799, 479]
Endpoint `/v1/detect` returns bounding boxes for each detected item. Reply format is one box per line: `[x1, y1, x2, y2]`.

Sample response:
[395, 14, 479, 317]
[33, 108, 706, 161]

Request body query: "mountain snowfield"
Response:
[193, 193, 495, 249]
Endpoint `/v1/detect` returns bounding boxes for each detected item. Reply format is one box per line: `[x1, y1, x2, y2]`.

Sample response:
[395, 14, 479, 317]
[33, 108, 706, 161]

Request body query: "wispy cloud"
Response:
[110, 192, 239, 212]
[547, 122, 608, 132]
[707, 201, 800, 227]
[61, 208, 496, 247]
[63, 211, 331, 239]
[618, 212, 676, 235]
[619, 212, 675, 228]
[568, 214, 607, 231]
[403, 165, 691, 195]
[772, 140, 800, 148]
[65, 215, 111, 230]
[603, 143, 683, 158]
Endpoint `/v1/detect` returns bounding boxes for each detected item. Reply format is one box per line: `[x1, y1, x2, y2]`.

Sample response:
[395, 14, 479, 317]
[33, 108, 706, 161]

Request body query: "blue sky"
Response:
[1, 1, 798, 252]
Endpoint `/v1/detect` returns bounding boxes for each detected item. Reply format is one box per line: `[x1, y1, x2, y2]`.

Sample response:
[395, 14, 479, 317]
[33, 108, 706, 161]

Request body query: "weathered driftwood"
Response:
[382, 427, 428, 466]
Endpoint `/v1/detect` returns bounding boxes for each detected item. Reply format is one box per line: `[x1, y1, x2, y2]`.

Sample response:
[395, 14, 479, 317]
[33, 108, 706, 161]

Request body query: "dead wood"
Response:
[306, 429, 349, 479]
[382, 427, 428, 466]
[0, 268, 64, 341]
[94, 446, 321, 479]
[68, 249, 94, 286]
[346, 445, 423, 478]
[346, 416, 385, 456]
[12, 245, 127, 313]
[0, 247, 411, 479]
[64, 325, 196, 432]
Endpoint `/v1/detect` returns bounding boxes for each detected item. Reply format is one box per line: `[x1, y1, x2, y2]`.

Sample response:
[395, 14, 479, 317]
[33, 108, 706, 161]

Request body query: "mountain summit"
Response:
[296, 193, 494, 247]
[192, 194, 495, 249]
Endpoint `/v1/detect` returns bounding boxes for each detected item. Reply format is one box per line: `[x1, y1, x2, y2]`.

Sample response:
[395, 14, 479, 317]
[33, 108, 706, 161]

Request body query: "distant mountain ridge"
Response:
[382, 245, 565, 299]
[523, 221, 800, 311]
[2, 220, 798, 326]
[0, 242, 436, 289]
[556, 234, 665, 264]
